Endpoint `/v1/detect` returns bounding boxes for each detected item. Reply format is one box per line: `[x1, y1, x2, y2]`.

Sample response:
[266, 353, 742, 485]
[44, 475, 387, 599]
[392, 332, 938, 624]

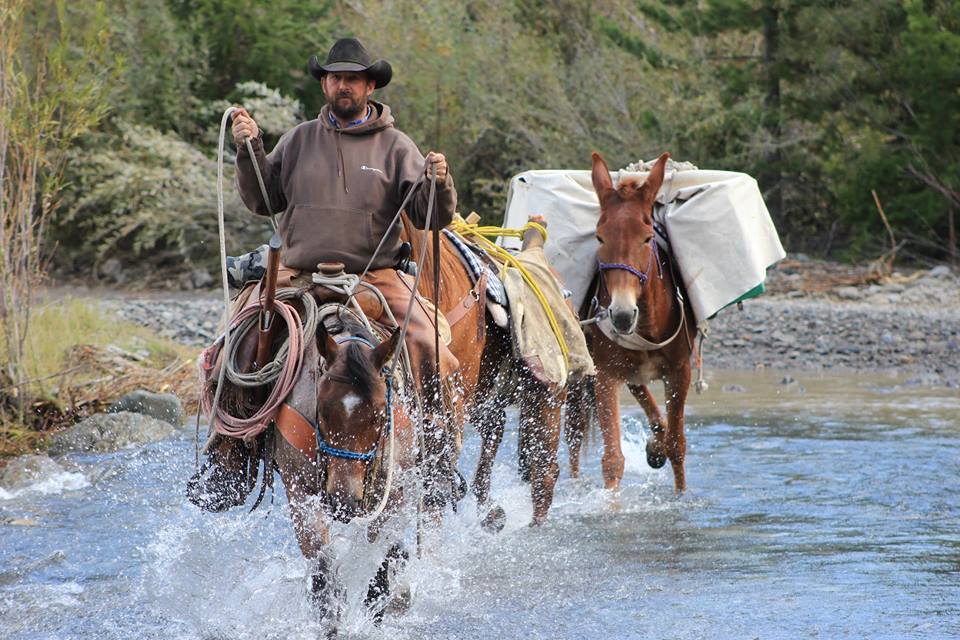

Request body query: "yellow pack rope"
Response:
[446, 218, 570, 364]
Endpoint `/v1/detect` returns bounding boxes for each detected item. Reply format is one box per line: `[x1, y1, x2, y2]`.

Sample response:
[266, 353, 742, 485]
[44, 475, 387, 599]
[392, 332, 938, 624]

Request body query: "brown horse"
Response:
[399, 213, 566, 527]
[186, 216, 569, 616]
[566, 152, 696, 493]
[273, 308, 418, 620]
[190, 299, 418, 623]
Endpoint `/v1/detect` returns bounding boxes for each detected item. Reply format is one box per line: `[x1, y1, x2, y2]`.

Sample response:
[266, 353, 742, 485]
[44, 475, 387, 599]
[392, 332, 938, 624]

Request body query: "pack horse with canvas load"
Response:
[566, 152, 697, 492]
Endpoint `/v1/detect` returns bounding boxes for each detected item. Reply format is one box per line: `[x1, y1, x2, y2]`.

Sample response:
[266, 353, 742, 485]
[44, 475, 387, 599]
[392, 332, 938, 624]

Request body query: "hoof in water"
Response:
[645, 441, 667, 469]
[480, 505, 506, 533]
[384, 581, 412, 617]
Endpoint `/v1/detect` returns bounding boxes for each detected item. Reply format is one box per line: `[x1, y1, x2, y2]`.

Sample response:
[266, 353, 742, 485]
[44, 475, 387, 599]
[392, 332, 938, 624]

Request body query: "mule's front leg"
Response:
[627, 384, 667, 469]
[595, 373, 625, 491]
[663, 372, 690, 493]
[522, 390, 563, 525]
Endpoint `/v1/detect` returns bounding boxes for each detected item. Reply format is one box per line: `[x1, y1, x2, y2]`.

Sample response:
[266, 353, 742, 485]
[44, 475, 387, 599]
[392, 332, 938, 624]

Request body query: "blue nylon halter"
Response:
[316, 435, 378, 461]
[315, 336, 394, 463]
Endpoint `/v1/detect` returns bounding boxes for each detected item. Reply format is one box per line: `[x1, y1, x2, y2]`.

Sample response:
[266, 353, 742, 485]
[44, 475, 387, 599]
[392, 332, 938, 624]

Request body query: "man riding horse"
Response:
[231, 37, 459, 399]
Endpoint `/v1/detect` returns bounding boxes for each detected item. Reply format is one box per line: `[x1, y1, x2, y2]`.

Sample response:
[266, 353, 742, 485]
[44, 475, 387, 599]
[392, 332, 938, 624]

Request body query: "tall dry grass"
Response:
[1, 297, 198, 458]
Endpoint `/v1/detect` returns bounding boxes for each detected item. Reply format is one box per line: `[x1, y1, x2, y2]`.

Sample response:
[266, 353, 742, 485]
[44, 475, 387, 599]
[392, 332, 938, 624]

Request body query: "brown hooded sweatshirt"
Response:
[235, 100, 457, 274]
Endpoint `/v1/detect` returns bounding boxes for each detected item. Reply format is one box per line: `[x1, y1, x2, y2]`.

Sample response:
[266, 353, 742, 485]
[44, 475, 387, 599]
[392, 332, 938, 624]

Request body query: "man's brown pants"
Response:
[353, 268, 459, 390]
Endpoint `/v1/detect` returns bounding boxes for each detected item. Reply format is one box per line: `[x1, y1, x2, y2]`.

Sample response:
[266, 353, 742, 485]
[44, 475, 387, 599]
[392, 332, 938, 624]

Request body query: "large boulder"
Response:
[108, 390, 183, 426]
[0, 455, 67, 491]
[48, 411, 177, 455]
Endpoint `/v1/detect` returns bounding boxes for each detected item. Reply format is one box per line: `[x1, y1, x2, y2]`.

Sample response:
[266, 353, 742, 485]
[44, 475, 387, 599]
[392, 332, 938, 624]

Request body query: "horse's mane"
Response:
[344, 342, 377, 398]
[326, 309, 380, 399]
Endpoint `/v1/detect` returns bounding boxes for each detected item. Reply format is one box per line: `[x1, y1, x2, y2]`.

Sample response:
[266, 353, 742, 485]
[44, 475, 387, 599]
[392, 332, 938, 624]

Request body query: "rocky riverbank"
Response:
[705, 261, 959, 385]
[93, 260, 960, 385]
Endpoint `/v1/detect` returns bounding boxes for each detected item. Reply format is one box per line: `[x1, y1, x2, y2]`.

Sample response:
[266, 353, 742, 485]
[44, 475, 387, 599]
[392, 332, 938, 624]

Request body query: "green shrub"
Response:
[56, 120, 272, 281]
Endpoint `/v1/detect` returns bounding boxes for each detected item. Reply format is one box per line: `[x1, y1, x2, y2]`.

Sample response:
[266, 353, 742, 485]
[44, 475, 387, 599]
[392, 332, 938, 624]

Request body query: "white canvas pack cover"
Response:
[500, 168, 786, 325]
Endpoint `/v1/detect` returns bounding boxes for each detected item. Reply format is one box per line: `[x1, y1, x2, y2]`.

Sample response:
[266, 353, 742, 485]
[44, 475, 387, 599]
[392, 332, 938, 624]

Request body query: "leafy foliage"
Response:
[42, 0, 960, 277]
[198, 80, 304, 149]
[1, 0, 115, 402]
[57, 121, 268, 278]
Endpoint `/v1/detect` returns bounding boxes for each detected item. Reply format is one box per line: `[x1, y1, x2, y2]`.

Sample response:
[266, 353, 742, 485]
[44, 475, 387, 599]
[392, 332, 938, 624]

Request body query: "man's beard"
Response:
[330, 93, 366, 120]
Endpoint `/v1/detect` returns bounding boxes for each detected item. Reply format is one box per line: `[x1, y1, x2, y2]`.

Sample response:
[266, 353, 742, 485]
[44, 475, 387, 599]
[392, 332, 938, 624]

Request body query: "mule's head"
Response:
[591, 151, 670, 334]
[316, 324, 401, 523]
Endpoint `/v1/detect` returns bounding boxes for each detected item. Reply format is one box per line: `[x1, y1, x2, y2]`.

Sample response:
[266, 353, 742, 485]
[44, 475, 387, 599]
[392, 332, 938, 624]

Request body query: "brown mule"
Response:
[566, 152, 696, 493]
[399, 214, 566, 526]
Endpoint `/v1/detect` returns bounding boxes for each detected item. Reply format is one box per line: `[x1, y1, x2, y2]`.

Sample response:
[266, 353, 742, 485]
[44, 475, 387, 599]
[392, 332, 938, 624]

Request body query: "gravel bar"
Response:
[99, 266, 960, 386]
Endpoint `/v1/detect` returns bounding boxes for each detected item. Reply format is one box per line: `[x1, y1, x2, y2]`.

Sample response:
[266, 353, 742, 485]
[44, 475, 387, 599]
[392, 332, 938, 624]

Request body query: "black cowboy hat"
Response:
[308, 38, 392, 89]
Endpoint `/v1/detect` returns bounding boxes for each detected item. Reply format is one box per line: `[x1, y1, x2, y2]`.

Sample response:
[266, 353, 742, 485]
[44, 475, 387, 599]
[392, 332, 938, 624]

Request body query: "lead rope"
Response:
[390, 165, 438, 558]
[694, 326, 709, 394]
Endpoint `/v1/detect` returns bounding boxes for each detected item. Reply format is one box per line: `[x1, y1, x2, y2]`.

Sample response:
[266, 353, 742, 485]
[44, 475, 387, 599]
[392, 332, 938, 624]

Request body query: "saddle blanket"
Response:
[442, 229, 508, 307]
[500, 167, 786, 325]
[226, 244, 269, 289]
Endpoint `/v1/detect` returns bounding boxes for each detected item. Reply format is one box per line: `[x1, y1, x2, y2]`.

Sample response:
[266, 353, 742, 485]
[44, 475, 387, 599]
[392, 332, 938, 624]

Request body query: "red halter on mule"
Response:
[566, 151, 696, 493]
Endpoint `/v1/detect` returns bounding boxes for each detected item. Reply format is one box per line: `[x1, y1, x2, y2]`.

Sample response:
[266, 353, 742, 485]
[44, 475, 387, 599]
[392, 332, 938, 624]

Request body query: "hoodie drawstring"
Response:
[335, 128, 349, 194]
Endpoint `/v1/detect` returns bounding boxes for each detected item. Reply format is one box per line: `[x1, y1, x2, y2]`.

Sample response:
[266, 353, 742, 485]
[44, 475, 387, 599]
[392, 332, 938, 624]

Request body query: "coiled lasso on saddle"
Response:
[200, 288, 319, 441]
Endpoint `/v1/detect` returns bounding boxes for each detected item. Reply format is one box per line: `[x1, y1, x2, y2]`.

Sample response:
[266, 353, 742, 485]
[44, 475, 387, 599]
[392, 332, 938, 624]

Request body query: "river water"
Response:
[2, 371, 958, 639]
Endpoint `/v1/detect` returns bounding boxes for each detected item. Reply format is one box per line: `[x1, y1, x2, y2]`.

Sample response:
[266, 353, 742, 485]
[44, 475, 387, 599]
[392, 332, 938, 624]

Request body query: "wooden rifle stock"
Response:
[255, 232, 283, 370]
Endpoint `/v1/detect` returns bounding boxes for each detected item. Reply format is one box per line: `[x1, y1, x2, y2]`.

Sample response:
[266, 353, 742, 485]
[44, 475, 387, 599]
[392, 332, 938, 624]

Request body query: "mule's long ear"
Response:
[591, 151, 613, 196]
[371, 328, 402, 372]
[643, 152, 671, 199]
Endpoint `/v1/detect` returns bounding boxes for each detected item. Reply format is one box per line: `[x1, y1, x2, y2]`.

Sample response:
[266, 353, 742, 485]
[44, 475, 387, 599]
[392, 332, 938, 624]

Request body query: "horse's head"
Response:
[591, 151, 670, 335]
[317, 319, 401, 523]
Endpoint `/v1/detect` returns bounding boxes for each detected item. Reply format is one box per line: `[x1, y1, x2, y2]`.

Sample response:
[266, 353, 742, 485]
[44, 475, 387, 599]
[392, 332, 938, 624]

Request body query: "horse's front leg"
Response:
[471, 399, 508, 532]
[364, 541, 411, 623]
[419, 413, 462, 525]
[521, 387, 563, 525]
[563, 377, 590, 478]
[595, 371, 625, 491]
[663, 369, 691, 494]
[627, 383, 667, 469]
[274, 438, 338, 618]
[471, 399, 505, 505]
